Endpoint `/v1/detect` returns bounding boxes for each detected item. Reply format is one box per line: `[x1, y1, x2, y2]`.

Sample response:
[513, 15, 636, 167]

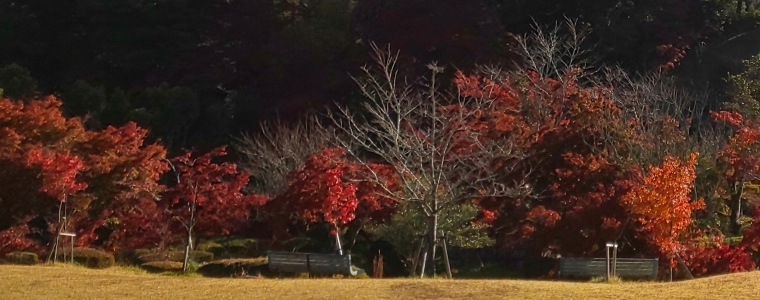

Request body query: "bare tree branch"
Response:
[329, 44, 531, 276]
[233, 113, 340, 196]
[513, 17, 595, 82]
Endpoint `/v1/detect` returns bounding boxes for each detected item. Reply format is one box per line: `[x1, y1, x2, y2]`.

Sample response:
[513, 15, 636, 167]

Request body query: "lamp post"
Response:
[605, 242, 618, 281]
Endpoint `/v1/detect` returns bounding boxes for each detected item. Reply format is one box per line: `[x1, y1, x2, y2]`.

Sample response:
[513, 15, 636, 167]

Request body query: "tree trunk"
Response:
[345, 221, 365, 251]
[426, 214, 438, 277]
[48, 201, 65, 263]
[372, 251, 384, 278]
[410, 235, 425, 275]
[334, 228, 344, 255]
[730, 180, 745, 235]
[182, 227, 193, 272]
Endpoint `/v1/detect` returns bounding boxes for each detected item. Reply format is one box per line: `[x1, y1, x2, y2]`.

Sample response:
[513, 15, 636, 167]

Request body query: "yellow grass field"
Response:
[1, 265, 759, 300]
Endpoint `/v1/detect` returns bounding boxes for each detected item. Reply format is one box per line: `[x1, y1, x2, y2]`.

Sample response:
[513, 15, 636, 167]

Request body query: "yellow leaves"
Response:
[621, 152, 704, 255]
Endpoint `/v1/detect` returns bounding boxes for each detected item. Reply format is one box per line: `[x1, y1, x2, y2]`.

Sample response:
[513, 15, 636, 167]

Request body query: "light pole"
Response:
[605, 242, 618, 281]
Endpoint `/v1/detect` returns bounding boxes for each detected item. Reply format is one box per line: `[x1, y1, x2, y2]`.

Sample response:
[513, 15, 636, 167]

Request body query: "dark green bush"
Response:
[137, 250, 213, 264]
[141, 261, 184, 273]
[65, 248, 115, 269]
[6, 252, 38, 265]
[197, 242, 224, 257]
[225, 238, 259, 257]
[133, 249, 152, 259]
[197, 258, 269, 277]
[198, 238, 260, 258]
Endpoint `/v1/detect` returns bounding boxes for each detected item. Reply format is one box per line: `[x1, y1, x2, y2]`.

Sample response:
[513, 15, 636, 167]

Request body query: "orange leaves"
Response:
[710, 110, 743, 127]
[621, 153, 704, 255]
[453, 70, 520, 108]
[525, 206, 560, 227]
[0, 96, 85, 149]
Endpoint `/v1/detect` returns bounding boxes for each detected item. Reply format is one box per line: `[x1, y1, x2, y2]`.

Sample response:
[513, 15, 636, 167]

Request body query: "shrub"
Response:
[225, 238, 259, 257]
[141, 261, 184, 273]
[137, 250, 214, 264]
[197, 241, 224, 257]
[133, 249, 152, 259]
[197, 258, 269, 277]
[198, 238, 260, 258]
[66, 248, 115, 269]
[454, 263, 524, 279]
[136, 252, 170, 264]
[6, 252, 38, 265]
[129, 249, 154, 265]
[680, 244, 756, 277]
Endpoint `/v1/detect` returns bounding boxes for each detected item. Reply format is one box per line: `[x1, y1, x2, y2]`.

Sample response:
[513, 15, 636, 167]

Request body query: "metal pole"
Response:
[670, 196, 674, 282]
[612, 244, 618, 277]
[675, 251, 694, 279]
[71, 236, 75, 264]
[605, 244, 611, 282]
[440, 232, 452, 279]
[419, 246, 428, 279]
[411, 236, 425, 276]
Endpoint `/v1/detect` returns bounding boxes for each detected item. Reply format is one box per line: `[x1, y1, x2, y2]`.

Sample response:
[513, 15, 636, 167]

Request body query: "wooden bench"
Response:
[267, 251, 360, 278]
[559, 257, 658, 280]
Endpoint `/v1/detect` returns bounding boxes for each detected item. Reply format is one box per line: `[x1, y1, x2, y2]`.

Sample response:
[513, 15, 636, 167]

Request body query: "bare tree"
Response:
[330, 45, 530, 277]
[598, 69, 716, 164]
[513, 17, 594, 81]
[234, 114, 337, 196]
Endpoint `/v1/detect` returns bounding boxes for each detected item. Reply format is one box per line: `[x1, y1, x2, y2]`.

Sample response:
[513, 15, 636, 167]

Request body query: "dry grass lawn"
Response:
[1, 264, 759, 299]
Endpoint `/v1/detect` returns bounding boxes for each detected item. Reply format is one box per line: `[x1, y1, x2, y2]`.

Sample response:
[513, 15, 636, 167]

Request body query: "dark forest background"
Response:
[3, 0, 760, 155]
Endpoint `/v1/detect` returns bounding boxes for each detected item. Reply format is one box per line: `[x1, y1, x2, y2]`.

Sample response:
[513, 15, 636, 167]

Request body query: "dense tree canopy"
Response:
[5, 0, 760, 279]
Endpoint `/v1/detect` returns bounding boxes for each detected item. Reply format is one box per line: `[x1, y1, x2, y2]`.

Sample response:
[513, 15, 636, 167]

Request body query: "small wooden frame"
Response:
[413, 232, 453, 279]
[58, 232, 76, 264]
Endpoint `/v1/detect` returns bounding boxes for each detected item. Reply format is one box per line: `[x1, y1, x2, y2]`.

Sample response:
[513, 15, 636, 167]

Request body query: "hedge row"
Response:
[141, 261, 185, 273]
[62, 248, 115, 269]
[5, 252, 38, 265]
[197, 258, 268, 277]
[136, 250, 213, 264]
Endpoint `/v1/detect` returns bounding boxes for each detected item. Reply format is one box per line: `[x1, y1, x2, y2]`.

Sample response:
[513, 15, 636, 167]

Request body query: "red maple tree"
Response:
[266, 147, 397, 245]
[161, 146, 266, 270]
[455, 68, 641, 256]
[710, 110, 760, 235]
[0, 96, 169, 254]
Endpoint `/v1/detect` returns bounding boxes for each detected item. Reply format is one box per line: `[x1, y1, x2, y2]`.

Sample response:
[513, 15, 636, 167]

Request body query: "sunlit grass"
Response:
[2, 264, 760, 299]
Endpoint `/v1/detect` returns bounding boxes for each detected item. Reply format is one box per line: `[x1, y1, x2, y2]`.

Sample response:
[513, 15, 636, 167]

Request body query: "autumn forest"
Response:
[4, 0, 760, 279]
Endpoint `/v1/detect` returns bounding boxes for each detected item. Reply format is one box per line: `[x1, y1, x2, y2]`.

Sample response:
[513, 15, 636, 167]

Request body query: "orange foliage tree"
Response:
[621, 153, 704, 263]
